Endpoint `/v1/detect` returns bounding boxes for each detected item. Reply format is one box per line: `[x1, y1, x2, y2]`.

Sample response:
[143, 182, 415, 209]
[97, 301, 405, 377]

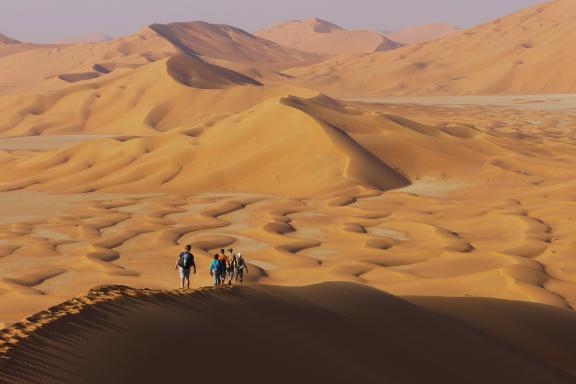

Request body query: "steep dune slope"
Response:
[151, 21, 318, 63]
[286, 0, 576, 96]
[0, 283, 575, 384]
[256, 18, 401, 55]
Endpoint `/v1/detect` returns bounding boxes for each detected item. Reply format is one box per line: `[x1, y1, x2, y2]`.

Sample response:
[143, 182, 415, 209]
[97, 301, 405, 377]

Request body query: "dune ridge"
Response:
[150, 21, 319, 63]
[0, 283, 575, 383]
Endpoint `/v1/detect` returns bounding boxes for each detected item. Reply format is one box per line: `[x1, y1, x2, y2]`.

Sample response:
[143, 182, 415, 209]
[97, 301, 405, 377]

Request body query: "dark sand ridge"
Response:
[1, 282, 575, 384]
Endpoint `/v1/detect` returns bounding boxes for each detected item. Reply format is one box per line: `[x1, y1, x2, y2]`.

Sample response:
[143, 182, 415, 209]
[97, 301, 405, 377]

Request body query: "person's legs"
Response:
[179, 267, 185, 289]
[184, 269, 191, 289]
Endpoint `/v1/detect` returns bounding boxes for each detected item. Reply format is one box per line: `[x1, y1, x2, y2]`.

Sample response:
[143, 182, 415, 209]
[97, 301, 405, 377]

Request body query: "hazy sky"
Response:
[2, 0, 545, 43]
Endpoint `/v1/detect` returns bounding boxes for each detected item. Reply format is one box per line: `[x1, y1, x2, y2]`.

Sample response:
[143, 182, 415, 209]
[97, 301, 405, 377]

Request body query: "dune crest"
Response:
[150, 21, 318, 63]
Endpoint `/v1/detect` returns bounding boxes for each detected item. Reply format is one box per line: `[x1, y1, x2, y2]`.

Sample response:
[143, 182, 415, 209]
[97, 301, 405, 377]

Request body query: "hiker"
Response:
[226, 248, 237, 285]
[175, 244, 196, 289]
[235, 252, 248, 285]
[218, 249, 228, 286]
[209, 254, 221, 286]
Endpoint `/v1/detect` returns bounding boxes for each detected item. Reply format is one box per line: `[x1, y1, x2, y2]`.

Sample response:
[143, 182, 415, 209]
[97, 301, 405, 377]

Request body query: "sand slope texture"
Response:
[1, 283, 575, 384]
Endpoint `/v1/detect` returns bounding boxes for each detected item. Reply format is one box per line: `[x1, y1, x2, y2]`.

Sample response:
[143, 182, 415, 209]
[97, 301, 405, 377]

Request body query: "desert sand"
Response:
[1, 93, 576, 326]
[0, 21, 320, 96]
[1, 283, 575, 384]
[255, 18, 401, 55]
[284, 0, 576, 96]
[0, 34, 20, 45]
[1, 0, 576, 381]
[50, 32, 113, 45]
[385, 23, 459, 44]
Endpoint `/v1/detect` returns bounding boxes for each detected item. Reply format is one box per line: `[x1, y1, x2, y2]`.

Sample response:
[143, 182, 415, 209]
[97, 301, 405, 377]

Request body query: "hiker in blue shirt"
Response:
[209, 254, 222, 286]
[175, 244, 196, 289]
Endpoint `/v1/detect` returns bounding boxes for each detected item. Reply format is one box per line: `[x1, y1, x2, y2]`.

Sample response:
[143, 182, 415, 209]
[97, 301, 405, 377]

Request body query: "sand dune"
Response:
[285, 0, 576, 95]
[50, 32, 113, 45]
[0, 34, 45, 59]
[0, 95, 414, 195]
[0, 283, 575, 384]
[0, 53, 314, 136]
[0, 93, 536, 195]
[0, 21, 318, 96]
[386, 23, 459, 44]
[256, 18, 401, 55]
[0, 34, 21, 44]
[151, 21, 319, 63]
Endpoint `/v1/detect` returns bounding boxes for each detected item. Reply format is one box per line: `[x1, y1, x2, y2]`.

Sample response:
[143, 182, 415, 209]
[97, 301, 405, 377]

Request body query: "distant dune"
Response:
[0, 33, 21, 44]
[0, 52, 311, 137]
[0, 34, 39, 58]
[0, 21, 320, 96]
[151, 21, 319, 63]
[0, 283, 575, 384]
[285, 0, 576, 95]
[256, 17, 401, 55]
[386, 23, 459, 44]
[50, 32, 113, 45]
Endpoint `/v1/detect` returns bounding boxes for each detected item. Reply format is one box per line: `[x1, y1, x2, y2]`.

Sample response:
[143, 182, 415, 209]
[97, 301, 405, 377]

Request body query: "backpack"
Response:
[179, 251, 193, 269]
[211, 259, 221, 273]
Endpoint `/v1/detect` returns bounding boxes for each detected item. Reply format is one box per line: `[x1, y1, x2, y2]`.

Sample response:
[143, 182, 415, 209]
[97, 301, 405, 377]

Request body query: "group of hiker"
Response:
[175, 245, 249, 289]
